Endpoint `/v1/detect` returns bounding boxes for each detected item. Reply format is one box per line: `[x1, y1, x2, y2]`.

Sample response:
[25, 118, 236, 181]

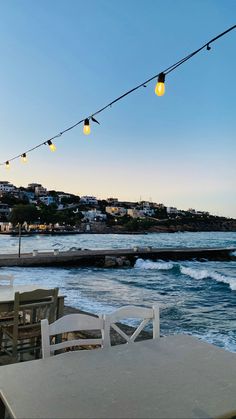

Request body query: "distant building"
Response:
[188, 208, 196, 214]
[80, 196, 98, 206]
[107, 198, 119, 205]
[57, 194, 72, 203]
[19, 190, 35, 202]
[167, 207, 178, 214]
[0, 181, 16, 193]
[0, 222, 12, 232]
[39, 196, 55, 206]
[154, 203, 165, 209]
[35, 186, 47, 197]
[127, 209, 145, 218]
[82, 210, 107, 222]
[105, 206, 127, 217]
[28, 183, 42, 189]
[0, 204, 11, 218]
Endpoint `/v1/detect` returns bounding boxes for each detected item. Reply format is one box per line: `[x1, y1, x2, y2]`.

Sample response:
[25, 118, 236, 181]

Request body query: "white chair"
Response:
[103, 305, 160, 347]
[0, 274, 14, 287]
[41, 313, 105, 358]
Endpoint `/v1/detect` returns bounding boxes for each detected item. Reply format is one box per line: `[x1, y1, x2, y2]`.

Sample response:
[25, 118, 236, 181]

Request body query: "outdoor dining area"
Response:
[0, 274, 236, 419]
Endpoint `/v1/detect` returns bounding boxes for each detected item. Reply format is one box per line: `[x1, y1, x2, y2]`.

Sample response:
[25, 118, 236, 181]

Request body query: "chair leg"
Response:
[12, 341, 18, 363]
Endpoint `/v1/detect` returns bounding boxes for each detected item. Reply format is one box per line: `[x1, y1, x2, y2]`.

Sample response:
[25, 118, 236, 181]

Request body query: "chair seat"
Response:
[2, 324, 41, 340]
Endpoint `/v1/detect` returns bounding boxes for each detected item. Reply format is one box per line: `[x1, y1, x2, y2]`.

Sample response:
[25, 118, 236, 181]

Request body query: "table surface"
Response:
[0, 334, 236, 419]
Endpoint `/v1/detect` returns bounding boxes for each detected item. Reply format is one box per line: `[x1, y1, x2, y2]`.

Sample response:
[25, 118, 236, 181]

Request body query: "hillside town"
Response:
[0, 180, 235, 234]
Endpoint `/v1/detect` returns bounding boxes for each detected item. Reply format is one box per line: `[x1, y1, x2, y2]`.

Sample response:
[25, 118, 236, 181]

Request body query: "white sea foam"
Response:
[230, 250, 236, 257]
[134, 258, 174, 270]
[180, 266, 236, 291]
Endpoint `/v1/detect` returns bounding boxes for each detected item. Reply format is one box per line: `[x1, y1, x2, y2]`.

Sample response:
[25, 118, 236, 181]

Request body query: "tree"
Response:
[9, 204, 39, 257]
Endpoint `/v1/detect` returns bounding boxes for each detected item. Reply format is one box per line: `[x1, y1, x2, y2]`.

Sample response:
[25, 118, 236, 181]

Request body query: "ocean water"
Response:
[1, 232, 236, 352]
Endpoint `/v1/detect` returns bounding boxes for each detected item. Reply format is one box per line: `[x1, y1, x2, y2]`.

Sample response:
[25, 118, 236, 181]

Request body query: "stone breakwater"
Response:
[0, 247, 234, 267]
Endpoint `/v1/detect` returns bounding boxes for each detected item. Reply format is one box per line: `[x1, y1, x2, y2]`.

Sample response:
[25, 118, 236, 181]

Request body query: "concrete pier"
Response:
[0, 247, 235, 267]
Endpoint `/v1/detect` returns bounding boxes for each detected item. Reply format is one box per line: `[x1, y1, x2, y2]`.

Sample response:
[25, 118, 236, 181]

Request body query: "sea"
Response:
[1, 231, 236, 352]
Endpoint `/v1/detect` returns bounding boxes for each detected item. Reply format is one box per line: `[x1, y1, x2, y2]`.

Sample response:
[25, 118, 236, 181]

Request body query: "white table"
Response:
[0, 334, 236, 418]
[0, 284, 64, 317]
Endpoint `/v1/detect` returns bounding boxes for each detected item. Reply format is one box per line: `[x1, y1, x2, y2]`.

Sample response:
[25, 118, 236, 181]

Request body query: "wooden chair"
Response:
[1, 288, 59, 362]
[41, 313, 105, 358]
[103, 305, 160, 347]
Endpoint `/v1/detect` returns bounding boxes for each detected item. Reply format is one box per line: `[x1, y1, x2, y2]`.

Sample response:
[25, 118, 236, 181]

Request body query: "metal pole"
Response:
[18, 223, 22, 258]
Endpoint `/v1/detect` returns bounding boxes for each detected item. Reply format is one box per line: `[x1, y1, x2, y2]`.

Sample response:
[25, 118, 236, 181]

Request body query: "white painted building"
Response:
[0, 181, 16, 193]
[127, 209, 145, 218]
[82, 210, 107, 222]
[80, 196, 98, 206]
[35, 186, 47, 196]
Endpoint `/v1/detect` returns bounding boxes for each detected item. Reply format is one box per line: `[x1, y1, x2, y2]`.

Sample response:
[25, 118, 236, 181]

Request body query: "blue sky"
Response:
[0, 0, 235, 217]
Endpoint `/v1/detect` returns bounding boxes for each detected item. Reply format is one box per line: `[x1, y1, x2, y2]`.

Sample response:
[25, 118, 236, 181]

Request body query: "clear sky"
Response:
[0, 0, 235, 217]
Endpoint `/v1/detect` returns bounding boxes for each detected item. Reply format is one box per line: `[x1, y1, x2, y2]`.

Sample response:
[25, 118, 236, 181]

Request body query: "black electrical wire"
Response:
[1, 24, 235, 166]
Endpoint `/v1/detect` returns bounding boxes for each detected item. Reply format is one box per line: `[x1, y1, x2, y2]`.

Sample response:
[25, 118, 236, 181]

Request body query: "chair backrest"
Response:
[13, 288, 59, 335]
[103, 304, 160, 347]
[0, 274, 14, 287]
[41, 313, 105, 358]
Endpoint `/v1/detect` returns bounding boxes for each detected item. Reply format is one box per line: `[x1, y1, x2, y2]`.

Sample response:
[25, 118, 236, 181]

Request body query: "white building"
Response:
[82, 210, 107, 222]
[35, 186, 47, 197]
[0, 181, 16, 193]
[127, 209, 145, 218]
[80, 196, 98, 206]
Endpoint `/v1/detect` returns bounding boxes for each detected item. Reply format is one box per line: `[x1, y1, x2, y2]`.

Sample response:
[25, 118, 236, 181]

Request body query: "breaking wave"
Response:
[134, 259, 174, 270]
[134, 258, 236, 291]
[180, 266, 236, 291]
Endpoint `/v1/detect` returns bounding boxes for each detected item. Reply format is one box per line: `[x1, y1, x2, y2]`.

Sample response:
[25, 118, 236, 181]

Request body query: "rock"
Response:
[104, 256, 131, 268]
[104, 256, 117, 267]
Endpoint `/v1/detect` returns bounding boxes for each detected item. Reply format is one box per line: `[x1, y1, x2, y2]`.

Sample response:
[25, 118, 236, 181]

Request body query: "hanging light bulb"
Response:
[155, 72, 165, 96]
[83, 118, 91, 135]
[5, 161, 10, 169]
[21, 153, 27, 163]
[47, 140, 56, 152]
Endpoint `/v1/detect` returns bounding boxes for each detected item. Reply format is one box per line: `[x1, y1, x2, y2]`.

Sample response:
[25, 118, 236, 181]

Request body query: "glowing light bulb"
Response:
[5, 161, 10, 169]
[21, 153, 27, 163]
[155, 72, 165, 96]
[47, 140, 56, 152]
[83, 119, 91, 135]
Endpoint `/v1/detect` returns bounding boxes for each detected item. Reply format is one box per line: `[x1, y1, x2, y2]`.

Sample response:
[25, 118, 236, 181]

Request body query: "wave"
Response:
[230, 250, 236, 257]
[134, 258, 174, 270]
[180, 265, 236, 291]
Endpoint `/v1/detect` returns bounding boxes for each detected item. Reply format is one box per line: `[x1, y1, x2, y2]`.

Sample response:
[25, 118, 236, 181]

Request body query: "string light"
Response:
[47, 140, 56, 152]
[155, 72, 165, 96]
[0, 24, 235, 168]
[83, 118, 91, 135]
[21, 153, 27, 163]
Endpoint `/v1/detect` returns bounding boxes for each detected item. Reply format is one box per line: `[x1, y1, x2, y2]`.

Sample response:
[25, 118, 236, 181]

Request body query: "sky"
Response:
[0, 0, 235, 217]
